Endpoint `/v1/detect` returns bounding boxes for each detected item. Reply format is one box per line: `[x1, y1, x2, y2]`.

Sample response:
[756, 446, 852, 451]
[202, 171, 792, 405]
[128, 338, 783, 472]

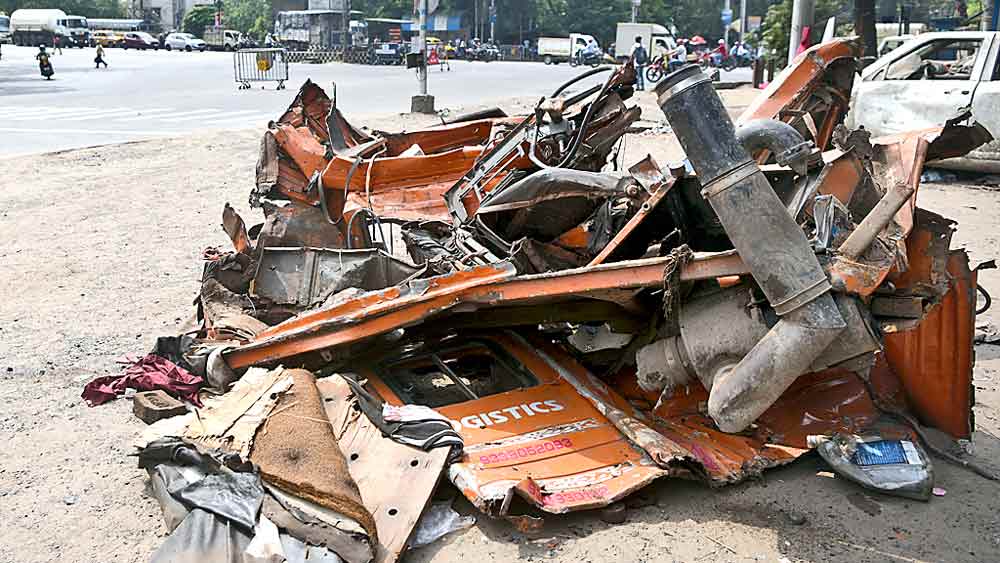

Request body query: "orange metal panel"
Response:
[884, 251, 976, 438]
[815, 149, 865, 206]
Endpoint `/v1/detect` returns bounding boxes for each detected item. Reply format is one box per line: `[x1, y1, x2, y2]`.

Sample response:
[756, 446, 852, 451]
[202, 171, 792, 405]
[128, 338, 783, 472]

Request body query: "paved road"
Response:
[0, 45, 751, 156]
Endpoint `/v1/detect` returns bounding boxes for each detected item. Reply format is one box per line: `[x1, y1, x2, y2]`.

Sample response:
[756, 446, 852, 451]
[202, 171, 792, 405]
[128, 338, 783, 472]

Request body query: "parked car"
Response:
[121, 31, 158, 50]
[91, 30, 122, 47]
[0, 14, 11, 44]
[164, 32, 206, 52]
[847, 31, 1000, 172]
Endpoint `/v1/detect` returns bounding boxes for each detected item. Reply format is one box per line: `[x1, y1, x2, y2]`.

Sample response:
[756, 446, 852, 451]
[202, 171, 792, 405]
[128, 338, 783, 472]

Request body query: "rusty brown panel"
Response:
[276, 80, 332, 140]
[884, 250, 976, 438]
[221, 203, 251, 254]
[276, 158, 311, 198]
[258, 203, 348, 250]
[273, 123, 330, 180]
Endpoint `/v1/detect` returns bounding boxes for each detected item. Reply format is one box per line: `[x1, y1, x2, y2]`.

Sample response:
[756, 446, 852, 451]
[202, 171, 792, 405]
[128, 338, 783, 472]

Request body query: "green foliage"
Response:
[223, 0, 272, 38]
[535, 0, 651, 44]
[182, 4, 215, 37]
[0, 0, 124, 18]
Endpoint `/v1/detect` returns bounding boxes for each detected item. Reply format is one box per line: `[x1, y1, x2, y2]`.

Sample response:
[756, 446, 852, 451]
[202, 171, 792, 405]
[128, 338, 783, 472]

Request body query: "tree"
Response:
[0, 0, 124, 17]
[182, 4, 216, 37]
[535, 0, 629, 44]
[223, 0, 272, 38]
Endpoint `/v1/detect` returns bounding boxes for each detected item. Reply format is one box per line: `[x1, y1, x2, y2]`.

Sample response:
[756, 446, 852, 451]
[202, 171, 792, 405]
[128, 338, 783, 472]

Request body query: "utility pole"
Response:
[631, 0, 639, 23]
[739, 0, 747, 43]
[721, 0, 732, 44]
[489, 0, 495, 42]
[787, 0, 814, 66]
[411, 0, 434, 113]
[854, 0, 877, 59]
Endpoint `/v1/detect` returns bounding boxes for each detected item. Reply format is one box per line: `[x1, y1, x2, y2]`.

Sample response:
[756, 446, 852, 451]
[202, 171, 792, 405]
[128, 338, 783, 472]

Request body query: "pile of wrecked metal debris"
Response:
[84, 38, 999, 562]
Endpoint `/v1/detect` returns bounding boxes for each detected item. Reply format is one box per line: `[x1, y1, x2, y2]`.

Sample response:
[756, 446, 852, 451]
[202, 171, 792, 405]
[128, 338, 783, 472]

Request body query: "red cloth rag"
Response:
[82, 354, 204, 407]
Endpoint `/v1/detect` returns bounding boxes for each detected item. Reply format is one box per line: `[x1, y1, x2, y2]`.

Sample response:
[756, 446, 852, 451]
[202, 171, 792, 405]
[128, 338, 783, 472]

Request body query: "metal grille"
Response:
[233, 48, 289, 90]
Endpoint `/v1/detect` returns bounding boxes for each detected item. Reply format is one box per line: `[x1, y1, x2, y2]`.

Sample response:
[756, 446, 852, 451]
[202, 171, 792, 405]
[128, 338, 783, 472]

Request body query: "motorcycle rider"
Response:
[36, 45, 54, 80]
[579, 37, 601, 65]
[733, 41, 750, 66]
[710, 38, 728, 67]
[669, 38, 688, 72]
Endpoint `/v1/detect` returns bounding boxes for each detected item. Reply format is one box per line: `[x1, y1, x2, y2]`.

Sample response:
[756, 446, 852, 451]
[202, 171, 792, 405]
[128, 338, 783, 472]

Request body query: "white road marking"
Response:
[201, 117, 272, 126]
[157, 108, 223, 122]
[107, 108, 178, 121]
[163, 109, 261, 123]
[56, 108, 136, 122]
[0, 127, 174, 136]
[0, 107, 100, 118]
[199, 111, 272, 125]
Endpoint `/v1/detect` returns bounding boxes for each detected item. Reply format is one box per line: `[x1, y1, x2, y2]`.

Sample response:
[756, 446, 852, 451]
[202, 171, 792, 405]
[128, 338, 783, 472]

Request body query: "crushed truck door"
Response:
[848, 33, 994, 136]
[358, 331, 670, 516]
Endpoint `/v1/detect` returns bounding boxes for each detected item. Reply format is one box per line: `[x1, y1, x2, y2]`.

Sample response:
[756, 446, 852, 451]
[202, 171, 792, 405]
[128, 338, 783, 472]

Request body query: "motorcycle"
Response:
[731, 52, 754, 68]
[38, 53, 54, 80]
[570, 50, 603, 67]
[468, 44, 499, 62]
[697, 51, 737, 71]
[644, 55, 684, 83]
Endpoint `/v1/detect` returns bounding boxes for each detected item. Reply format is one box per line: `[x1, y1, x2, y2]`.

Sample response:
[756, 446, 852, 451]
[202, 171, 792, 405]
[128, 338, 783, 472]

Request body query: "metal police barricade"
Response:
[233, 48, 289, 90]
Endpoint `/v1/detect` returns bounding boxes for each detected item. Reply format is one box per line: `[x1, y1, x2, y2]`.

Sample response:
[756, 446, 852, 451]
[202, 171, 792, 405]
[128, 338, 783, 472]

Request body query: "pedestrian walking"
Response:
[95, 44, 108, 69]
[630, 35, 648, 91]
[53, 35, 63, 54]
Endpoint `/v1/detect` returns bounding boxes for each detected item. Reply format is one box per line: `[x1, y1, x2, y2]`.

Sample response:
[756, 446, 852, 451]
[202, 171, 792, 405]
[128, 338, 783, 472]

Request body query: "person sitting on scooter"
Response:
[710, 38, 728, 67]
[669, 39, 688, 72]
[36, 45, 54, 80]
[732, 41, 750, 66]
[580, 37, 601, 64]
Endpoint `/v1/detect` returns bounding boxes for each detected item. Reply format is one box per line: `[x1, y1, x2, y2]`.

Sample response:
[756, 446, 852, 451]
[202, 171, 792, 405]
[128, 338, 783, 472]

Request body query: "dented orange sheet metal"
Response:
[225, 252, 750, 369]
[256, 81, 506, 224]
[206, 52, 984, 520]
[351, 331, 881, 514]
[739, 38, 860, 150]
[881, 213, 977, 439]
[820, 123, 987, 298]
[363, 332, 671, 514]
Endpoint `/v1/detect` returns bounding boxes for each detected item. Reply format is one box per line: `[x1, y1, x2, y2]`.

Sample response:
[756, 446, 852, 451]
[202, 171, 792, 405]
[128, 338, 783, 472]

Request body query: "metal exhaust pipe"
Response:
[654, 66, 846, 432]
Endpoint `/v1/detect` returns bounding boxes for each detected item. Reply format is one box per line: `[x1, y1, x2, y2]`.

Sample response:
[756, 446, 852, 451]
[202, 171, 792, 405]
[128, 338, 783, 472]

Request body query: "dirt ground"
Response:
[2, 88, 1000, 563]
